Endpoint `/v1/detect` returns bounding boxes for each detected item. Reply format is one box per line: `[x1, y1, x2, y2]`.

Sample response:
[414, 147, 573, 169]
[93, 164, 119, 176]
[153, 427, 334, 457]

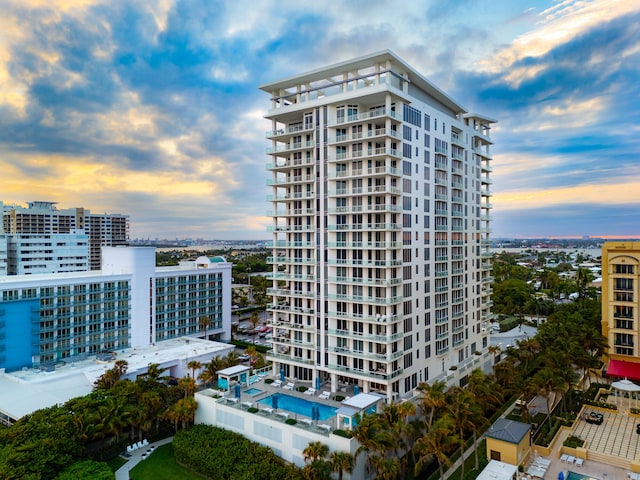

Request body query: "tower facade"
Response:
[2, 201, 129, 271]
[602, 242, 640, 378]
[260, 51, 495, 400]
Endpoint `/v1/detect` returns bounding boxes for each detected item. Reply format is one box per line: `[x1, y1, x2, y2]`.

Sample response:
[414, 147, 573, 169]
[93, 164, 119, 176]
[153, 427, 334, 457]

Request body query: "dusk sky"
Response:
[0, 0, 638, 240]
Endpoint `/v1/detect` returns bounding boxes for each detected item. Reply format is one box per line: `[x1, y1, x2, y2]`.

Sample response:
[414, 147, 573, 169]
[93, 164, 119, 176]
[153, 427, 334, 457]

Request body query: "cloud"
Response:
[0, 0, 638, 238]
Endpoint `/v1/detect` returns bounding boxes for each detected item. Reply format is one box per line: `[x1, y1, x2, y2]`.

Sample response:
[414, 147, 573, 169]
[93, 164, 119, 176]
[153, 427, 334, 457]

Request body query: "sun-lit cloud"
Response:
[0, 0, 638, 238]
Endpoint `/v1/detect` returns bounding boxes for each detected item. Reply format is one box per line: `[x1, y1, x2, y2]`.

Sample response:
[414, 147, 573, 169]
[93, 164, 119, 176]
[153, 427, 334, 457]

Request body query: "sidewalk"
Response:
[115, 436, 174, 480]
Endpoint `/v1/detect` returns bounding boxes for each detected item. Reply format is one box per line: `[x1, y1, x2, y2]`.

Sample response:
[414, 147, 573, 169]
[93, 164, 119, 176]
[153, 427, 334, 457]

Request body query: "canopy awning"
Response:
[607, 359, 640, 381]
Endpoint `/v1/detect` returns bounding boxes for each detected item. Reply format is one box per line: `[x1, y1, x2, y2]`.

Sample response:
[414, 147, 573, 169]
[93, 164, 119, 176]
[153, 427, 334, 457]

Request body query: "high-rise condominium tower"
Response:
[260, 51, 495, 400]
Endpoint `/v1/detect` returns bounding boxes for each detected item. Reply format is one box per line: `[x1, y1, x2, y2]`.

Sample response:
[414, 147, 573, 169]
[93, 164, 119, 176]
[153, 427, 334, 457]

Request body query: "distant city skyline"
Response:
[0, 0, 638, 239]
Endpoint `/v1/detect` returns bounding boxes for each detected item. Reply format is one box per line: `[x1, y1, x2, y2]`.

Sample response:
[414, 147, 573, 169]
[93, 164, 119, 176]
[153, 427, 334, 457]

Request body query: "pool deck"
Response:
[524, 405, 639, 480]
[199, 377, 348, 435]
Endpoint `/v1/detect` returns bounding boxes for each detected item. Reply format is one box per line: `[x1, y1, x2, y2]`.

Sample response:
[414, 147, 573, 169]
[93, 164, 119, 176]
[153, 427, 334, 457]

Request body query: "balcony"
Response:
[327, 203, 401, 214]
[327, 166, 402, 179]
[327, 108, 401, 127]
[267, 224, 315, 232]
[327, 363, 403, 381]
[268, 208, 316, 217]
[327, 293, 403, 305]
[267, 288, 315, 298]
[327, 223, 402, 232]
[268, 351, 314, 365]
[326, 128, 401, 144]
[266, 272, 316, 282]
[330, 346, 403, 362]
[327, 185, 402, 196]
[327, 311, 402, 324]
[266, 140, 315, 155]
[266, 123, 314, 139]
[326, 328, 404, 342]
[266, 174, 314, 186]
[267, 240, 315, 248]
[267, 156, 315, 170]
[326, 241, 403, 249]
[328, 276, 402, 286]
[327, 147, 401, 162]
[267, 256, 315, 265]
[327, 258, 402, 267]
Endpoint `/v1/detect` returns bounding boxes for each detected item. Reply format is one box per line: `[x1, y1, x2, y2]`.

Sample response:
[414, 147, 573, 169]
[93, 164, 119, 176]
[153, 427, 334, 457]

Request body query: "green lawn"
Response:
[128, 444, 205, 480]
[107, 456, 128, 473]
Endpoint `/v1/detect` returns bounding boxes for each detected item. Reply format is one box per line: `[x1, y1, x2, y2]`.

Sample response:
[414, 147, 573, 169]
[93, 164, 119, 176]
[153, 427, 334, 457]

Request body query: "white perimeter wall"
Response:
[195, 391, 366, 478]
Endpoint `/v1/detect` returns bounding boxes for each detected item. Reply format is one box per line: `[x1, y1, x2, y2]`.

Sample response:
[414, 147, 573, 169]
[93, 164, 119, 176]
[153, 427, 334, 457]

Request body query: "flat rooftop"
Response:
[0, 337, 233, 422]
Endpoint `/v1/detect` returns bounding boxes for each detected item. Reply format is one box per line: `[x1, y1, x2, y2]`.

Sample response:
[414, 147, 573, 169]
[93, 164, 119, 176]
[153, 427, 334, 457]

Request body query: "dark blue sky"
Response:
[0, 0, 638, 239]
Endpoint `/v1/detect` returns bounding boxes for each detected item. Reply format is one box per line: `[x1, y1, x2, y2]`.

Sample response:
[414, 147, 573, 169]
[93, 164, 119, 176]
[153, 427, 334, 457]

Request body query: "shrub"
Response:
[248, 407, 259, 413]
[630, 408, 640, 415]
[265, 378, 274, 384]
[563, 436, 585, 448]
[173, 424, 303, 480]
[285, 418, 297, 425]
[332, 429, 353, 438]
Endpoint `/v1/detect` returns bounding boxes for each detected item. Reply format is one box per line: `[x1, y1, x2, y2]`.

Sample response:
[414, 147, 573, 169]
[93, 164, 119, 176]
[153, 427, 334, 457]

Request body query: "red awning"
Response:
[607, 359, 640, 381]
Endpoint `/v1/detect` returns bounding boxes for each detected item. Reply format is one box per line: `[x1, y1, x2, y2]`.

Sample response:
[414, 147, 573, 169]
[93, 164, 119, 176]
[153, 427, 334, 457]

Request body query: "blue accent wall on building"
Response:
[0, 299, 40, 371]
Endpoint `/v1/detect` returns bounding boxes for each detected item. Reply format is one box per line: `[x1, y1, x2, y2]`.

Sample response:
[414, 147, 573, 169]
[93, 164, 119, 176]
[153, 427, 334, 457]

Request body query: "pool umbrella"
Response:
[312, 405, 319, 421]
[272, 394, 279, 410]
[280, 368, 285, 382]
[315, 377, 321, 391]
[558, 472, 564, 480]
[235, 384, 241, 398]
[354, 385, 360, 395]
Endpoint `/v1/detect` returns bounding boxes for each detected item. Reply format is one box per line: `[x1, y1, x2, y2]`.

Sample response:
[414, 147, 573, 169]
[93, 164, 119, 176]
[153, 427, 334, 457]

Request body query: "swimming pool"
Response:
[258, 393, 337, 421]
[244, 388, 263, 396]
[566, 472, 600, 480]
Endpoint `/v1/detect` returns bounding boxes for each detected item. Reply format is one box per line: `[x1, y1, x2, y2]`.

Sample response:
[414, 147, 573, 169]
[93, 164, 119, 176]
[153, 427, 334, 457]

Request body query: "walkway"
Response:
[115, 436, 174, 480]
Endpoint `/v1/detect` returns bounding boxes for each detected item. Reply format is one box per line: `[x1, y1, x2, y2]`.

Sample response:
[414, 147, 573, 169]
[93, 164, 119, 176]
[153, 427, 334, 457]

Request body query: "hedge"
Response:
[173, 424, 303, 480]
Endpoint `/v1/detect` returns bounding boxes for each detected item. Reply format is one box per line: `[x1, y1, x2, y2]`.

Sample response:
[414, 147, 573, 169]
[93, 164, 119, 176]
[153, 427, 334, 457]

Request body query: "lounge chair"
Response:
[261, 407, 274, 414]
[575, 457, 584, 467]
[566, 455, 575, 464]
[227, 397, 239, 404]
[560, 454, 569, 462]
[242, 401, 253, 408]
[318, 391, 331, 400]
[304, 388, 316, 395]
[141, 439, 149, 447]
[276, 411, 289, 420]
[318, 424, 332, 432]
[126, 445, 134, 454]
[283, 382, 295, 390]
[300, 418, 313, 426]
[535, 458, 551, 467]
[272, 380, 282, 388]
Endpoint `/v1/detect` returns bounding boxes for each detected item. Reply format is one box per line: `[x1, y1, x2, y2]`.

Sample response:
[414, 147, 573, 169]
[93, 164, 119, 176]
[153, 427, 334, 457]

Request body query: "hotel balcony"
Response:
[326, 328, 404, 343]
[268, 208, 316, 217]
[327, 276, 402, 286]
[327, 363, 403, 381]
[266, 174, 314, 186]
[267, 191, 315, 201]
[327, 185, 402, 196]
[326, 108, 401, 127]
[326, 223, 402, 232]
[327, 166, 402, 179]
[326, 128, 401, 144]
[327, 293, 403, 305]
[267, 287, 315, 298]
[267, 224, 315, 232]
[266, 141, 315, 155]
[326, 241, 403, 250]
[326, 311, 402, 325]
[266, 272, 316, 282]
[327, 258, 403, 267]
[326, 203, 402, 214]
[267, 156, 315, 170]
[327, 147, 401, 162]
[330, 346, 403, 362]
[268, 351, 315, 365]
[266, 123, 314, 139]
[267, 256, 315, 265]
[267, 240, 315, 248]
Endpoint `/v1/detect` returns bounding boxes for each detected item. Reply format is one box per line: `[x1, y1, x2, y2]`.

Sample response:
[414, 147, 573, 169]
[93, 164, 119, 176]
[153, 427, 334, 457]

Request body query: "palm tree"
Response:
[465, 370, 501, 470]
[199, 315, 211, 340]
[353, 413, 394, 476]
[249, 311, 260, 344]
[329, 451, 354, 480]
[187, 360, 201, 380]
[303, 441, 329, 463]
[448, 388, 480, 480]
[414, 415, 458, 479]
[416, 380, 446, 428]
